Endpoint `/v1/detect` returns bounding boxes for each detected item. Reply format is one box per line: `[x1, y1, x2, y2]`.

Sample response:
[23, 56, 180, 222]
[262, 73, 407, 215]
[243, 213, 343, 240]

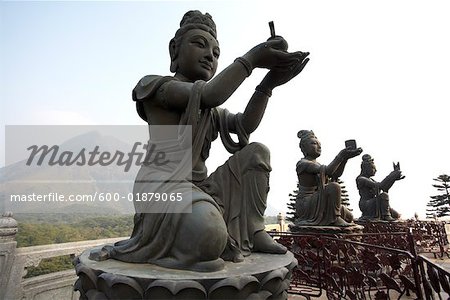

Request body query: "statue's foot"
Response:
[89, 248, 110, 261]
[381, 215, 396, 222]
[253, 230, 287, 254]
[331, 217, 352, 227]
[221, 246, 244, 263]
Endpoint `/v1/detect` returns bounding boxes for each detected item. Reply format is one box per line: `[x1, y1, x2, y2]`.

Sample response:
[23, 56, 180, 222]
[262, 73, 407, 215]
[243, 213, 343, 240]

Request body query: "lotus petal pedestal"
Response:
[74, 246, 297, 299]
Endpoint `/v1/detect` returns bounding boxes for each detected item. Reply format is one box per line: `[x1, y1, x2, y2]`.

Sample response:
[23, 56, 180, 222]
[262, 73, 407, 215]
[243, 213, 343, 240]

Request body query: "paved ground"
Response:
[428, 256, 450, 270]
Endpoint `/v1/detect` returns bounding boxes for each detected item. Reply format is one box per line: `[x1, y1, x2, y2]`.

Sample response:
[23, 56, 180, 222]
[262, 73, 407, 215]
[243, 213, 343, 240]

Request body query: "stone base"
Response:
[289, 223, 364, 234]
[74, 246, 297, 299]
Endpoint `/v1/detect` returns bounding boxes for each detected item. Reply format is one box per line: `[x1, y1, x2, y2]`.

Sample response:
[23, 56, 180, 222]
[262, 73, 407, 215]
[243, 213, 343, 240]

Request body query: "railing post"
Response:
[0, 212, 19, 300]
[407, 228, 424, 299]
[438, 221, 446, 258]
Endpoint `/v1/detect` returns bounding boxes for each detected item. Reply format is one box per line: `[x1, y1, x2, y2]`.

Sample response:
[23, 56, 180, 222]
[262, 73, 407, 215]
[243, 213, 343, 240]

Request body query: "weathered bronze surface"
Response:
[357, 154, 403, 221]
[90, 10, 309, 272]
[293, 130, 362, 227]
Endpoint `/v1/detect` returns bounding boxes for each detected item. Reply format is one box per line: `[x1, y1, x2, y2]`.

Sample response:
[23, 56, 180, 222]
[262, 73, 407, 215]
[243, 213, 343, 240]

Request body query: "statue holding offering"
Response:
[90, 11, 309, 272]
[357, 154, 403, 221]
[294, 130, 362, 227]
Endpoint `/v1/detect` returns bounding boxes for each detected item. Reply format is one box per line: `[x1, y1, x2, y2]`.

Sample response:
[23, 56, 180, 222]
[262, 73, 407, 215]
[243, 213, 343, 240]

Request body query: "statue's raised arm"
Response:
[134, 13, 309, 119]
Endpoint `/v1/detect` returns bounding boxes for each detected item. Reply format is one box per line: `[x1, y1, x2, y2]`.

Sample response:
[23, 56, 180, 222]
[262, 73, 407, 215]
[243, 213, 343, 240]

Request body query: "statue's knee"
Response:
[390, 208, 400, 219]
[325, 182, 341, 195]
[245, 142, 270, 162]
[342, 206, 353, 222]
[246, 142, 270, 155]
[241, 142, 271, 170]
[379, 192, 389, 201]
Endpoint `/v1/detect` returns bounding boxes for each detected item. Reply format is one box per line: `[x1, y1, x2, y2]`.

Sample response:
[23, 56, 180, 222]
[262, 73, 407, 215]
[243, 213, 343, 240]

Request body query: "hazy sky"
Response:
[1, 0, 449, 219]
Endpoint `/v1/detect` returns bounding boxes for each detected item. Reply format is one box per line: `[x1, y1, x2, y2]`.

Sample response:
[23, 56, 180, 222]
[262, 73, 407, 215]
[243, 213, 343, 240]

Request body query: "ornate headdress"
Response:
[175, 10, 217, 39]
[297, 130, 317, 141]
[170, 10, 217, 72]
[361, 154, 375, 170]
[362, 154, 374, 163]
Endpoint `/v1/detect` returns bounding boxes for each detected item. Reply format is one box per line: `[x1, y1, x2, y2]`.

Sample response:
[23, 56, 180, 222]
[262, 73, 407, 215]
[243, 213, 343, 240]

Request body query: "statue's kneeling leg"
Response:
[379, 193, 396, 221]
[238, 143, 286, 254]
[325, 182, 352, 226]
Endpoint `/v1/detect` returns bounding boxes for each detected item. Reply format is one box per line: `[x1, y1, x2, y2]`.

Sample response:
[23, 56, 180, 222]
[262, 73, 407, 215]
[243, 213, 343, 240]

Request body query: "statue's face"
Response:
[303, 137, 321, 158]
[364, 163, 377, 176]
[176, 29, 220, 81]
[368, 163, 377, 176]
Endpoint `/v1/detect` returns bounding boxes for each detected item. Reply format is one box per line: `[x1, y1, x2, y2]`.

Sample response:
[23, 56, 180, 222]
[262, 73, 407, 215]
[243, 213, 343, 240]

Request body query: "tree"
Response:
[286, 182, 299, 223]
[337, 178, 352, 211]
[426, 174, 450, 218]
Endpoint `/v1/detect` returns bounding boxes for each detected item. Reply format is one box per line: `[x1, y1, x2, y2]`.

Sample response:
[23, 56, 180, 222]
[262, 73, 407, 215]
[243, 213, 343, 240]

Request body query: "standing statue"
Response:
[357, 154, 403, 221]
[295, 130, 362, 227]
[90, 10, 309, 272]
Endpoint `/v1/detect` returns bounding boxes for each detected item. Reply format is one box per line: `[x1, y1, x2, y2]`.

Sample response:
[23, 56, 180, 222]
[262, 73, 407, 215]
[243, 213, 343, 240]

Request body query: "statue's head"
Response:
[361, 154, 376, 176]
[169, 10, 220, 82]
[298, 130, 321, 158]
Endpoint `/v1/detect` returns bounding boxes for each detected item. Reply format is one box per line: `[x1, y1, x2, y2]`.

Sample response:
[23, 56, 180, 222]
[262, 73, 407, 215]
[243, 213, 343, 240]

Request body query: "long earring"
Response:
[170, 60, 178, 73]
[169, 39, 178, 73]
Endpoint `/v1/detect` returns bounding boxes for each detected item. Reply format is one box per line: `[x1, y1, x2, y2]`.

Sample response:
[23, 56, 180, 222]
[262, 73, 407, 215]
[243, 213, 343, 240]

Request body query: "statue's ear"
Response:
[169, 39, 177, 73]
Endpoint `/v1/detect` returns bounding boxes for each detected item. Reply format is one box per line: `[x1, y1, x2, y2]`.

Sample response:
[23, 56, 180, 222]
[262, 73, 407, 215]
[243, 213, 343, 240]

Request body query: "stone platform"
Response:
[74, 246, 297, 299]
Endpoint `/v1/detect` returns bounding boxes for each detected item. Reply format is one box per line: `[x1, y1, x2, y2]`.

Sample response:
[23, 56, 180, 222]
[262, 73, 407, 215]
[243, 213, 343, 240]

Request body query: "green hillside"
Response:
[15, 213, 134, 277]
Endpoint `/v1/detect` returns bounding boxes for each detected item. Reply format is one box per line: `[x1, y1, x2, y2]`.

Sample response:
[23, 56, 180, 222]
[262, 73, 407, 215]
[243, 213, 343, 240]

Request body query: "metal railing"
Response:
[271, 228, 450, 299]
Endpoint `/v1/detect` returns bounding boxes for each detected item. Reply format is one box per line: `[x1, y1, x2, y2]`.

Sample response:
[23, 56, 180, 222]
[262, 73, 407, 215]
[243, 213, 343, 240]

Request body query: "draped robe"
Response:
[99, 75, 270, 264]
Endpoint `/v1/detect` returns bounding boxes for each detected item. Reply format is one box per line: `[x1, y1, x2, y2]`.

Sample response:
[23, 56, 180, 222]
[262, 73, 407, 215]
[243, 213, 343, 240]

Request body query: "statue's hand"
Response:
[244, 37, 308, 70]
[260, 52, 310, 90]
[392, 169, 405, 180]
[340, 147, 363, 160]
